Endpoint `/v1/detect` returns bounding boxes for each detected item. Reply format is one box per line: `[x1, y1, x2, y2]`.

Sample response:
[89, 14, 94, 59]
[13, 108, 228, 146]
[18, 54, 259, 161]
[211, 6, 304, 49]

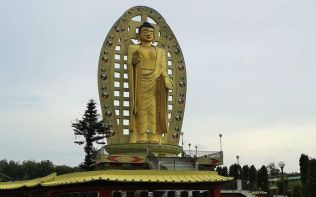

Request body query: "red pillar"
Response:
[209, 186, 221, 197]
[99, 188, 112, 197]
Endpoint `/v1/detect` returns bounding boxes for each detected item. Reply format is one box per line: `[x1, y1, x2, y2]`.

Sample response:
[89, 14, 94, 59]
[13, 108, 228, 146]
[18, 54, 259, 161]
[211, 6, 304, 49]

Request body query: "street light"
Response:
[236, 155, 240, 167]
[181, 132, 184, 157]
[236, 155, 240, 176]
[195, 145, 198, 157]
[236, 155, 241, 190]
[188, 143, 191, 156]
[181, 132, 184, 148]
[278, 161, 286, 197]
[219, 133, 223, 152]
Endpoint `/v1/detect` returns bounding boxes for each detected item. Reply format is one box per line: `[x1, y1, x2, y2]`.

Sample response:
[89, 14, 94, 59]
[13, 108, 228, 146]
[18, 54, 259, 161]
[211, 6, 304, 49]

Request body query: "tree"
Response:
[37, 160, 55, 178]
[277, 179, 288, 196]
[292, 183, 303, 197]
[307, 159, 316, 197]
[216, 166, 223, 175]
[5, 160, 23, 181]
[229, 164, 239, 179]
[19, 160, 54, 180]
[55, 165, 83, 175]
[72, 99, 106, 170]
[21, 160, 39, 180]
[241, 165, 250, 181]
[0, 159, 82, 181]
[240, 165, 250, 190]
[222, 166, 228, 176]
[257, 165, 269, 192]
[249, 165, 258, 190]
[0, 160, 16, 181]
[299, 154, 310, 186]
[267, 162, 280, 176]
[216, 166, 228, 176]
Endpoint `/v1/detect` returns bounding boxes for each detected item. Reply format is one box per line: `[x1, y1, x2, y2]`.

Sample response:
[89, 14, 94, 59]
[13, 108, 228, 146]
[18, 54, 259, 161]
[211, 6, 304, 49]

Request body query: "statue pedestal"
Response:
[94, 144, 182, 170]
[104, 143, 182, 157]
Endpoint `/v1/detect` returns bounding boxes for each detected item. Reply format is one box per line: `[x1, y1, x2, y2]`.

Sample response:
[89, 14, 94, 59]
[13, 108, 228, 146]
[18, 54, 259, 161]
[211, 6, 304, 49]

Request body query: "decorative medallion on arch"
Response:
[98, 6, 187, 149]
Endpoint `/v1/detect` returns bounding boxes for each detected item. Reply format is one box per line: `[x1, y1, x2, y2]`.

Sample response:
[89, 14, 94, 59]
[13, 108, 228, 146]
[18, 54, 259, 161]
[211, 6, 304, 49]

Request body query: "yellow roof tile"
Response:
[0, 170, 233, 190]
[0, 173, 56, 190]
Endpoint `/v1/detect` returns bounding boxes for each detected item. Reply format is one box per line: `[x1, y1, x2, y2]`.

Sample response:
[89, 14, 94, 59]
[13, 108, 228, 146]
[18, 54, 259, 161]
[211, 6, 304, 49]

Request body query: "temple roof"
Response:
[0, 170, 232, 190]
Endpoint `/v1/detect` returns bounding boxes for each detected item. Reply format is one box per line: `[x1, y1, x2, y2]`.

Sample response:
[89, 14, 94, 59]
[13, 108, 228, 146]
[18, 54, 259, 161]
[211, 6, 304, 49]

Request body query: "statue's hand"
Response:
[164, 77, 173, 89]
[132, 50, 142, 65]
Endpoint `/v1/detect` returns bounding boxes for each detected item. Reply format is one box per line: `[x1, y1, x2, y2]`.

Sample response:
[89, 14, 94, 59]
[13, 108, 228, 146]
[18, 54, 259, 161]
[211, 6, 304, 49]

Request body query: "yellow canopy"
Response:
[0, 173, 56, 190]
[0, 170, 233, 190]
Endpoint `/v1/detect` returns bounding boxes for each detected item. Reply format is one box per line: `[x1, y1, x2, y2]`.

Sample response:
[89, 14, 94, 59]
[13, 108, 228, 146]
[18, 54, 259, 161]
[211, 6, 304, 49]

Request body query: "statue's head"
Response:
[138, 22, 155, 43]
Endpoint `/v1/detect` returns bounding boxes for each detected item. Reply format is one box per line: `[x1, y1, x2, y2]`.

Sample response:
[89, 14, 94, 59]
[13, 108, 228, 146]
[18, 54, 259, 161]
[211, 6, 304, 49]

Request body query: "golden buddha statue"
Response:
[128, 22, 173, 143]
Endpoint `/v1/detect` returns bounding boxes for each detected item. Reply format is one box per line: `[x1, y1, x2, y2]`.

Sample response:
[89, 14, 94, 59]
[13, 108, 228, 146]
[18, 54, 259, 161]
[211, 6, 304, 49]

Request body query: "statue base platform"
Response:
[104, 143, 182, 157]
[94, 143, 182, 170]
[94, 145, 223, 170]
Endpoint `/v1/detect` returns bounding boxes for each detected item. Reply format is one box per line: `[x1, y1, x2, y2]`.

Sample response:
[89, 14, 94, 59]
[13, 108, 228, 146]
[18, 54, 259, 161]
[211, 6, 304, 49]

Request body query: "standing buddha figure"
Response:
[127, 22, 173, 143]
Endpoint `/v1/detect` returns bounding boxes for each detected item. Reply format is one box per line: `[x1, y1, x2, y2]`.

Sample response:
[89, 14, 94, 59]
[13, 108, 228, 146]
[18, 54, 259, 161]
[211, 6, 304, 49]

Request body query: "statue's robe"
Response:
[127, 44, 168, 143]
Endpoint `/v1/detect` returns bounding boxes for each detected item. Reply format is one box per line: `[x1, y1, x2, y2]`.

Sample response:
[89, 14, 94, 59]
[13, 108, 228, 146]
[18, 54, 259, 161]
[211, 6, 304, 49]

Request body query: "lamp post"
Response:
[181, 132, 184, 148]
[188, 143, 191, 156]
[236, 155, 241, 179]
[219, 133, 222, 152]
[195, 145, 198, 158]
[236, 155, 240, 173]
[181, 132, 184, 157]
[236, 155, 242, 190]
[278, 161, 286, 197]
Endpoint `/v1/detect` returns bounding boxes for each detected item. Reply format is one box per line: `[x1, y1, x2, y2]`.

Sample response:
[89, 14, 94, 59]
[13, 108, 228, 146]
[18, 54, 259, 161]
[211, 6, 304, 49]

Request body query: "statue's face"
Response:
[139, 27, 154, 42]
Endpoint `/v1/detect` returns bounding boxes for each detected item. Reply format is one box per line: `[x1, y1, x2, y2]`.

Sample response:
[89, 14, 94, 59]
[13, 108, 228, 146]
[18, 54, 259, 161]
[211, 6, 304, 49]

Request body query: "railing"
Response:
[146, 149, 223, 170]
[183, 150, 222, 158]
[156, 157, 196, 170]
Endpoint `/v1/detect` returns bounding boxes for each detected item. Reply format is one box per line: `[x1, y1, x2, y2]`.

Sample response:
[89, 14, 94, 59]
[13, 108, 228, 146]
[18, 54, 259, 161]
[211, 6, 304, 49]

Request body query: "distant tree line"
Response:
[295, 154, 316, 197]
[216, 154, 316, 197]
[0, 160, 82, 182]
[216, 164, 269, 192]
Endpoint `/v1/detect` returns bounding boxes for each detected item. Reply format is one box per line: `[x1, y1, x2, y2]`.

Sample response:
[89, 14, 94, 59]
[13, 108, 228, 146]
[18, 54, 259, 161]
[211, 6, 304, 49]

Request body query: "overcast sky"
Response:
[1, 1, 316, 173]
